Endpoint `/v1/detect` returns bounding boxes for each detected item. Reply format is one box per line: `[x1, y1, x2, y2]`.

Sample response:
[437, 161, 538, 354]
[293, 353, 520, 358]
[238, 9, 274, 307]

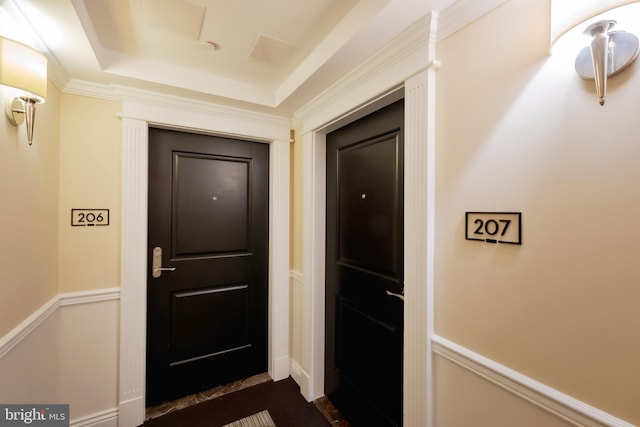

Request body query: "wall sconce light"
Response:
[575, 19, 639, 106]
[0, 36, 47, 144]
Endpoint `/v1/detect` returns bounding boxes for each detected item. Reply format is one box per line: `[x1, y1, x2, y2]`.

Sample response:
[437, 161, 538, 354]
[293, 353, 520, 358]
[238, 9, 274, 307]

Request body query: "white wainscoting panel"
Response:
[0, 288, 120, 426]
[432, 335, 635, 427]
[289, 270, 311, 399]
[0, 295, 59, 360]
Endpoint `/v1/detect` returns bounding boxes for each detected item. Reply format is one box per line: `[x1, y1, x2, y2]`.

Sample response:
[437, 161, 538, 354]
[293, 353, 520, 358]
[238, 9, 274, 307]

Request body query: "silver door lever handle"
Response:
[152, 246, 176, 278]
[386, 290, 405, 302]
[153, 266, 176, 274]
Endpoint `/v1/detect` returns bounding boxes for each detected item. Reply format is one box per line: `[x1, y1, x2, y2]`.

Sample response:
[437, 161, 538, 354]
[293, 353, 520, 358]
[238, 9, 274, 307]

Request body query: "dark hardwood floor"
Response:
[141, 375, 349, 427]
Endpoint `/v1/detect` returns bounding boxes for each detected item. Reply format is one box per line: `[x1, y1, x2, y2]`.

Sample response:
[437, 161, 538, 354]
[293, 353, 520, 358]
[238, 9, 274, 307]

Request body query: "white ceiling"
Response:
[0, 0, 464, 116]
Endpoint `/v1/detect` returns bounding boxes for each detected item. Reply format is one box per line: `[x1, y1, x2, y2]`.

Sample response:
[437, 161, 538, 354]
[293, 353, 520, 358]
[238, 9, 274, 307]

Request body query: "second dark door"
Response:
[325, 99, 404, 426]
[146, 127, 269, 407]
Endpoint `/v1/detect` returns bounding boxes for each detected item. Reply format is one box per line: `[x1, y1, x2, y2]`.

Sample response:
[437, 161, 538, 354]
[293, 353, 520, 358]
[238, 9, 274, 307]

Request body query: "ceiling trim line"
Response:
[292, 12, 431, 130]
[436, 0, 510, 42]
[115, 87, 291, 140]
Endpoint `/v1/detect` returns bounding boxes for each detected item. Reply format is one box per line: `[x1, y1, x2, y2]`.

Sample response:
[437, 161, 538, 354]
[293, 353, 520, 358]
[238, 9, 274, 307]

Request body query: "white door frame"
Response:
[117, 97, 291, 427]
[298, 13, 438, 427]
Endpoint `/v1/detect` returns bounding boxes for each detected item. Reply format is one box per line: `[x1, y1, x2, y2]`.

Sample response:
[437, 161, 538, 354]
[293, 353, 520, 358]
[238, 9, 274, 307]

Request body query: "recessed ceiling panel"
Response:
[30, 0, 460, 112]
[143, 0, 205, 40]
[84, 0, 137, 52]
[247, 34, 294, 67]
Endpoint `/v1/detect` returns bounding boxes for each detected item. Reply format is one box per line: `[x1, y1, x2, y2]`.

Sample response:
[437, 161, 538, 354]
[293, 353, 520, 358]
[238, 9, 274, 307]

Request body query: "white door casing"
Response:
[298, 13, 438, 427]
[118, 97, 291, 427]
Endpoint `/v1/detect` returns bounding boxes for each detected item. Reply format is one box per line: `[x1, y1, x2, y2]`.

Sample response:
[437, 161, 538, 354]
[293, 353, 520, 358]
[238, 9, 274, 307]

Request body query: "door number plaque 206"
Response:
[71, 209, 110, 227]
[465, 212, 521, 245]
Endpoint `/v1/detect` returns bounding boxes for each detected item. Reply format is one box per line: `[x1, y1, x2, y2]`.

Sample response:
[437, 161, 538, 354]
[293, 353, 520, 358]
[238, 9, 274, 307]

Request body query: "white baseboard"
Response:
[71, 408, 118, 427]
[290, 359, 312, 401]
[288, 270, 312, 401]
[432, 335, 635, 427]
[271, 355, 291, 382]
[117, 397, 145, 427]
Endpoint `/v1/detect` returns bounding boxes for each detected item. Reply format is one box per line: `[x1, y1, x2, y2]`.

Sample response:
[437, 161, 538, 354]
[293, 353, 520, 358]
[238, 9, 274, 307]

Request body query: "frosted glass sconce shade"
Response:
[0, 36, 47, 144]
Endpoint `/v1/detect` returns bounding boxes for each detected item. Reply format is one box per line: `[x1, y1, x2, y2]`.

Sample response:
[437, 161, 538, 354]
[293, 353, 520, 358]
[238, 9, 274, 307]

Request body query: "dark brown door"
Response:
[146, 127, 269, 407]
[325, 99, 404, 426]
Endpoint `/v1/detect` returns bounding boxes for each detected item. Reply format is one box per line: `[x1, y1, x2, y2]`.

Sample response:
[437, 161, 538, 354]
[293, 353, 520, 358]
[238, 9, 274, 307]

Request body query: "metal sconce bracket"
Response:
[5, 96, 38, 144]
[5, 98, 25, 126]
[575, 20, 639, 105]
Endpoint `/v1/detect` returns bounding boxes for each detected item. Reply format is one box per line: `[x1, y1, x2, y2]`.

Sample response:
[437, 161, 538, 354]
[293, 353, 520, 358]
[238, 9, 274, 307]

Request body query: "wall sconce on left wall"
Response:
[0, 36, 47, 144]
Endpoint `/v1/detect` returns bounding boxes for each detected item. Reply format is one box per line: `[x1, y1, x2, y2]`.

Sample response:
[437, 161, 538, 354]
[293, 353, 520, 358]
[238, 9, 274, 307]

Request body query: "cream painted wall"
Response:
[58, 94, 122, 293]
[436, 0, 640, 424]
[0, 80, 60, 337]
[0, 86, 120, 421]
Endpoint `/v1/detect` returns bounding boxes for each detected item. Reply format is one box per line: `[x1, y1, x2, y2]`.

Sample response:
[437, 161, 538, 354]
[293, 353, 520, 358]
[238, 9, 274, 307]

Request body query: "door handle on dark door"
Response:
[385, 290, 405, 302]
[152, 246, 176, 278]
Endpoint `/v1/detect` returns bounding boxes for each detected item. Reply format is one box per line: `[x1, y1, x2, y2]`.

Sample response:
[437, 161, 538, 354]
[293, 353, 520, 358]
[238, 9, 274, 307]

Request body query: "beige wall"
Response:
[0, 81, 60, 337]
[4, 0, 639, 422]
[0, 87, 121, 336]
[0, 88, 121, 420]
[435, 0, 640, 423]
[58, 94, 122, 293]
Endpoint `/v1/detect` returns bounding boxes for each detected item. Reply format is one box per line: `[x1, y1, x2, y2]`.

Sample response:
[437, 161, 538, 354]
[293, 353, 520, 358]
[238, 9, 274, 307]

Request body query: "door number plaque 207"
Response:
[465, 212, 521, 245]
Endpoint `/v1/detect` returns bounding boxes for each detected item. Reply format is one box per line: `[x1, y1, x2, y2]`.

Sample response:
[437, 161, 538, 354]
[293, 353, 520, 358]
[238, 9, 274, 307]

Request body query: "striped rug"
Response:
[223, 410, 276, 427]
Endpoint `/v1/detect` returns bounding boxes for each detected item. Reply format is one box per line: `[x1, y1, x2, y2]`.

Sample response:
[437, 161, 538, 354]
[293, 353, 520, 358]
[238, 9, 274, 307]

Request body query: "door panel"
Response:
[337, 134, 402, 279]
[169, 284, 250, 366]
[173, 153, 250, 256]
[147, 128, 269, 407]
[325, 99, 404, 427]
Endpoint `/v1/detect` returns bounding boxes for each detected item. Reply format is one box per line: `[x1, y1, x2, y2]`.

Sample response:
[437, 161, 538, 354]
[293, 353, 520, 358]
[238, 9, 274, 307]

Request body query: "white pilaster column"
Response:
[269, 138, 291, 381]
[403, 12, 439, 427]
[302, 130, 327, 401]
[119, 118, 148, 427]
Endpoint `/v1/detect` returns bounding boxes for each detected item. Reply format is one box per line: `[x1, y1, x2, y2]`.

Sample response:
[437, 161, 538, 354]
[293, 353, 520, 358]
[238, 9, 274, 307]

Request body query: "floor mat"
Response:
[223, 409, 276, 427]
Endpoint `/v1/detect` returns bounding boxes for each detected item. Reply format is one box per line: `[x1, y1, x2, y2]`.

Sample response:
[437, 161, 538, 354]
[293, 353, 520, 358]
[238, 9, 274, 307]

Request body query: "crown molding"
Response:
[291, 1, 512, 128]
[116, 86, 291, 143]
[62, 79, 122, 101]
[292, 13, 433, 129]
[59, 79, 292, 140]
[437, 0, 510, 41]
[42, 0, 510, 123]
